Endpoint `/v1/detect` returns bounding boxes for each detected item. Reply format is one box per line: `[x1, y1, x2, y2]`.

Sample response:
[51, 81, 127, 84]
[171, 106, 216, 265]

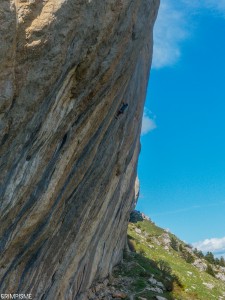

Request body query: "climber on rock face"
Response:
[116, 102, 128, 119]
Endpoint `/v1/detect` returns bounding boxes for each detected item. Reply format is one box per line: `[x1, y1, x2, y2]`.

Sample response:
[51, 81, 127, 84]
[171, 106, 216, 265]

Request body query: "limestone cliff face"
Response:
[0, 1, 159, 299]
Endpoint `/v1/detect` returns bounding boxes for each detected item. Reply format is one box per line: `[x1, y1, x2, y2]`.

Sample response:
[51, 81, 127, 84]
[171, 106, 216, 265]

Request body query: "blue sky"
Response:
[138, 0, 225, 257]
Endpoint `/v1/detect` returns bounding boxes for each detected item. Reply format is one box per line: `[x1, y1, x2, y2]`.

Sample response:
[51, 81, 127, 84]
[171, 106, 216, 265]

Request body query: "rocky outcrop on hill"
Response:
[0, 0, 159, 299]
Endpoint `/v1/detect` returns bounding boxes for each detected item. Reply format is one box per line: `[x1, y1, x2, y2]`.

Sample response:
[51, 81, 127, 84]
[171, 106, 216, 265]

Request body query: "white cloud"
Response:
[193, 237, 225, 253]
[152, 0, 225, 69]
[141, 111, 156, 135]
[152, 0, 189, 69]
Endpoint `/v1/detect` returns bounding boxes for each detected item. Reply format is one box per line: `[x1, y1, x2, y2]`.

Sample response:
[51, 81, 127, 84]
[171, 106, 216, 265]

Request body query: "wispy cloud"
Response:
[151, 205, 201, 217]
[152, 0, 189, 69]
[151, 201, 225, 217]
[141, 110, 156, 135]
[152, 0, 225, 69]
[193, 237, 225, 254]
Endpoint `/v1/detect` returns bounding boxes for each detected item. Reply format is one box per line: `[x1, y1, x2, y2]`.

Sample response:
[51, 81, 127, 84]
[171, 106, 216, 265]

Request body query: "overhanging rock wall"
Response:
[0, 1, 159, 299]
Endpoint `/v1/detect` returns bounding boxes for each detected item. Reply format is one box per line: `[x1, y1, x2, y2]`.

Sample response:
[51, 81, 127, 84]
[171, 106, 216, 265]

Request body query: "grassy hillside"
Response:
[110, 211, 225, 300]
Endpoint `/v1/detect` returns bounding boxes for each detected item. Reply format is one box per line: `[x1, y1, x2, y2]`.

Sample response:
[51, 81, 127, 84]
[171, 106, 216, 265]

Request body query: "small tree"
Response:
[197, 250, 204, 258]
[185, 243, 193, 249]
[215, 258, 220, 265]
[193, 248, 204, 258]
[206, 264, 215, 277]
[170, 237, 179, 251]
[185, 252, 195, 264]
[205, 252, 216, 265]
[129, 211, 143, 223]
[220, 256, 225, 267]
[157, 260, 172, 274]
[182, 251, 195, 264]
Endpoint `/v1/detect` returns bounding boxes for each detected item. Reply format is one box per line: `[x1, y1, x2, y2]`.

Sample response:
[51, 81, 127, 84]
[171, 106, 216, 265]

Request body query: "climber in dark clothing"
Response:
[116, 103, 128, 119]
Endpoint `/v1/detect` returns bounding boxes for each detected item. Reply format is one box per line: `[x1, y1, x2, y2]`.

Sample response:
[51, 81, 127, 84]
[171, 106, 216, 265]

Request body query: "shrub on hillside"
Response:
[163, 274, 183, 291]
[157, 260, 172, 274]
[139, 270, 152, 278]
[139, 249, 146, 256]
[206, 264, 215, 277]
[129, 211, 143, 223]
[185, 243, 193, 249]
[184, 252, 195, 264]
[146, 237, 152, 243]
[220, 256, 225, 267]
[205, 252, 216, 265]
[193, 248, 204, 258]
[172, 274, 184, 288]
[179, 244, 183, 252]
[180, 248, 195, 264]
[170, 237, 179, 251]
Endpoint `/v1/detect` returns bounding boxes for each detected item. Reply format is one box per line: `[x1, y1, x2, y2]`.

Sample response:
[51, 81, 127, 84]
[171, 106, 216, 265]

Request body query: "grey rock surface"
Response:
[0, 0, 159, 299]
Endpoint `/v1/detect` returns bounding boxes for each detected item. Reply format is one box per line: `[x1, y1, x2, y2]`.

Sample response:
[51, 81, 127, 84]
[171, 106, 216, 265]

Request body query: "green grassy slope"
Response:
[111, 212, 225, 300]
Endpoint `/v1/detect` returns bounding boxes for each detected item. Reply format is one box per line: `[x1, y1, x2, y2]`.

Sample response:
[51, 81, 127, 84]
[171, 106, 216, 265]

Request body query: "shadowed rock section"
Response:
[0, 0, 159, 299]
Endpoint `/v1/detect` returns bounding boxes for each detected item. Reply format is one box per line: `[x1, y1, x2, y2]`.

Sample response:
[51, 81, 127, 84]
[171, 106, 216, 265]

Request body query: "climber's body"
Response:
[116, 103, 128, 119]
